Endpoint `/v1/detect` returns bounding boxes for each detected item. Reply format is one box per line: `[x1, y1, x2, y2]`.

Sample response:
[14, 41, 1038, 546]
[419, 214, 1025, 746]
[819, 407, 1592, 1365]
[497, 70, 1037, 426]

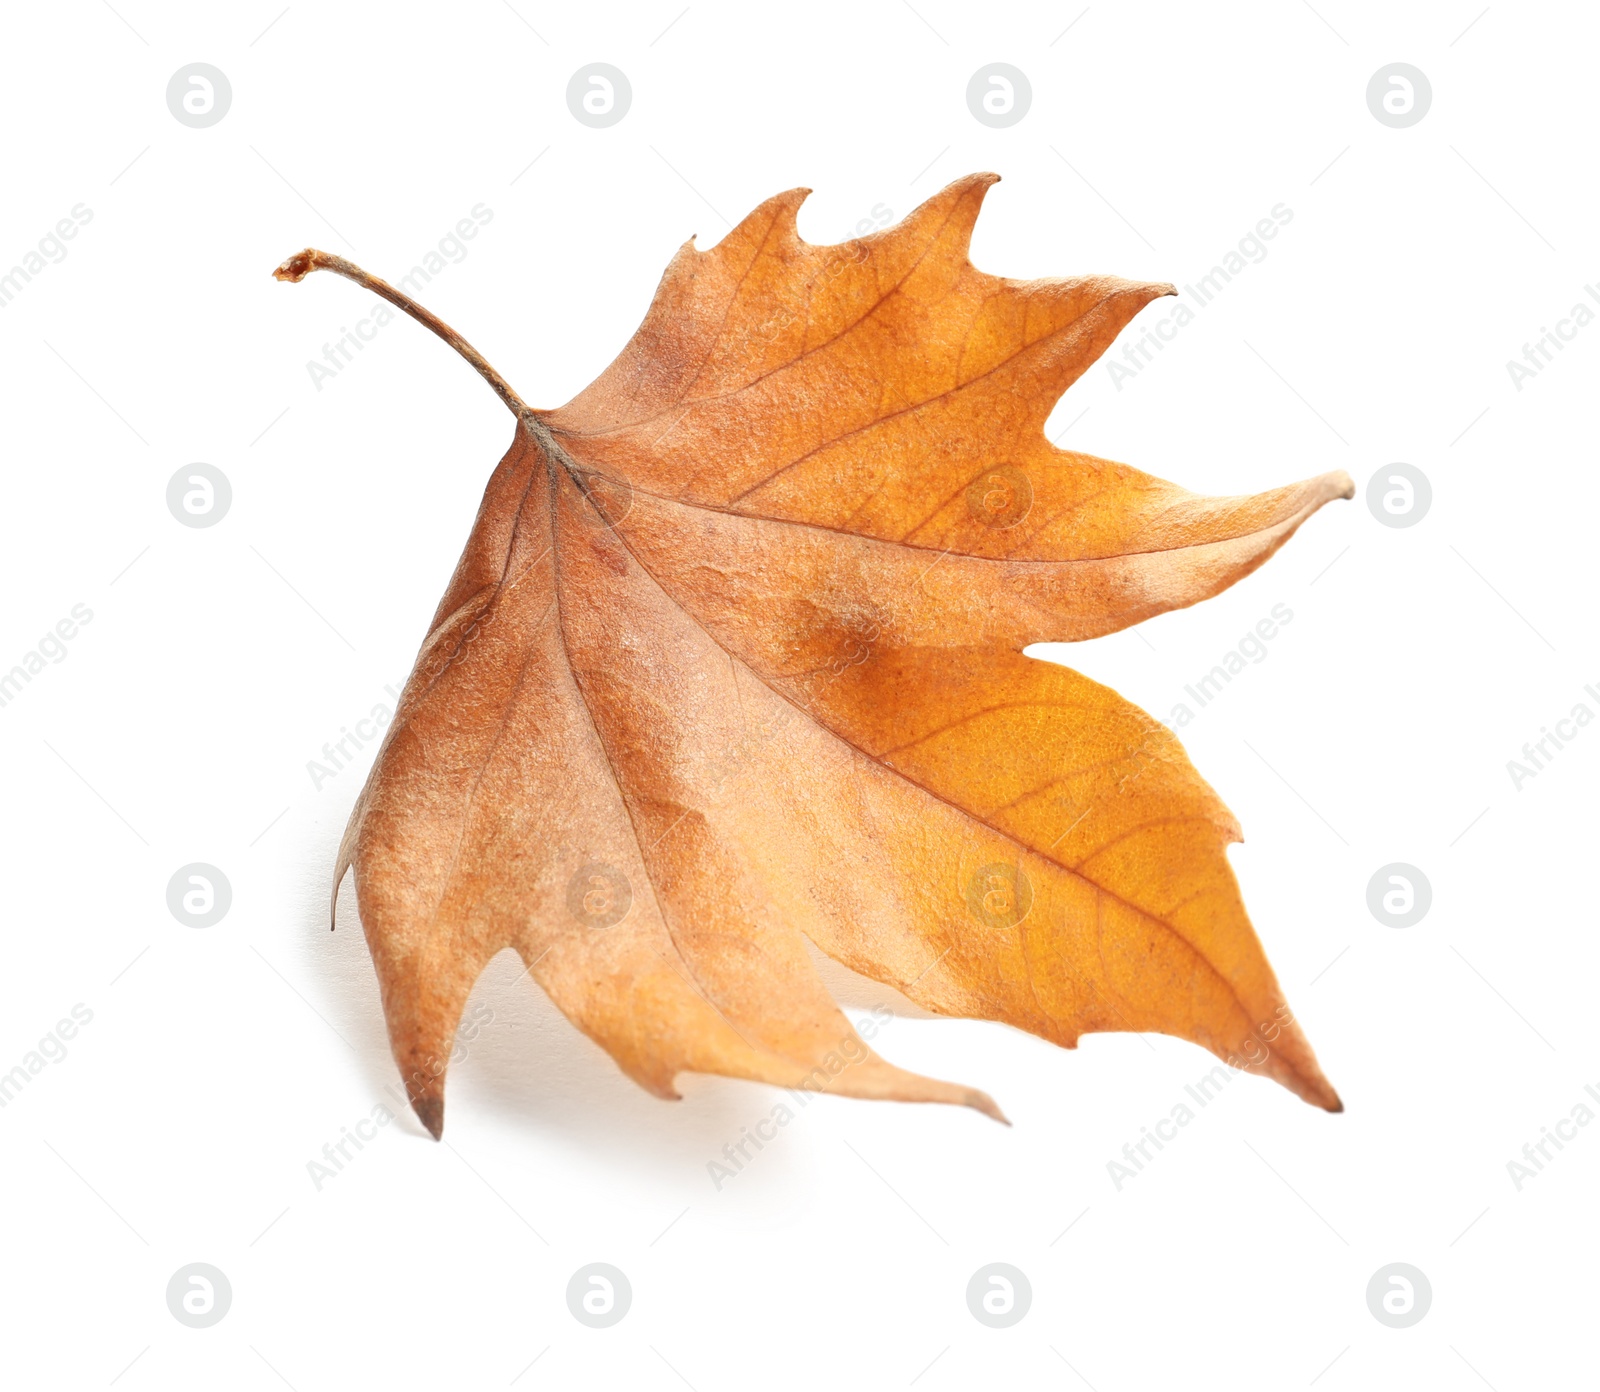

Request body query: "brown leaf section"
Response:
[337, 431, 1002, 1136]
[323, 174, 1349, 1135]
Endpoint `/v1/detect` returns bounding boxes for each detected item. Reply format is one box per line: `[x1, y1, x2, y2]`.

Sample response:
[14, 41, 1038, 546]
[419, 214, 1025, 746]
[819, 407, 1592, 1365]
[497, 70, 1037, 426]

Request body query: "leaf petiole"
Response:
[273, 247, 539, 433]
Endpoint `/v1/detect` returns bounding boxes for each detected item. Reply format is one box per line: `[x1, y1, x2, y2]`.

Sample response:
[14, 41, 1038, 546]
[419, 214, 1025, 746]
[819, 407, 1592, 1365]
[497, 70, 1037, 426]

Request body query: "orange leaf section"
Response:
[335, 175, 1348, 1135]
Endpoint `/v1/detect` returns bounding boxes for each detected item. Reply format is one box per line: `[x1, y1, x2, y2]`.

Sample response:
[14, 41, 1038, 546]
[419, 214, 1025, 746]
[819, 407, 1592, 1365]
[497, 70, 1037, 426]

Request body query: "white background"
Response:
[2, 1, 1595, 1387]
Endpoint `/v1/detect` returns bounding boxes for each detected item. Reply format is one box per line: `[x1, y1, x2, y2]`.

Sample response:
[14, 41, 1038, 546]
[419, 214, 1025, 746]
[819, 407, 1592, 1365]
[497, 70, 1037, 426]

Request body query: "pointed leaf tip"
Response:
[412, 1092, 444, 1140]
[970, 1090, 1011, 1125]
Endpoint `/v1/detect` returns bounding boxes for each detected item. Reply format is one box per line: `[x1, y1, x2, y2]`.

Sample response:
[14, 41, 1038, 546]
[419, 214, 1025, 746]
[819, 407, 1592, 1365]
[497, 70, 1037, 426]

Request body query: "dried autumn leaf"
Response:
[276, 173, 1350, 1139]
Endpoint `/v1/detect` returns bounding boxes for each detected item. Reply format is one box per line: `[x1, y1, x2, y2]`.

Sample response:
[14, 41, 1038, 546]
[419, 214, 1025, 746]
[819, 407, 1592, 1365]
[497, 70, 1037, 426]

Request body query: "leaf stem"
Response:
[273, 248, 538, 431]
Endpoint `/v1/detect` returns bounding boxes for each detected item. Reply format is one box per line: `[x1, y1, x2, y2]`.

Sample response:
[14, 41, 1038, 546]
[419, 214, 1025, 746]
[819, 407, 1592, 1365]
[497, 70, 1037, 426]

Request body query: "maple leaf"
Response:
[275, 174, 1350, 1139]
